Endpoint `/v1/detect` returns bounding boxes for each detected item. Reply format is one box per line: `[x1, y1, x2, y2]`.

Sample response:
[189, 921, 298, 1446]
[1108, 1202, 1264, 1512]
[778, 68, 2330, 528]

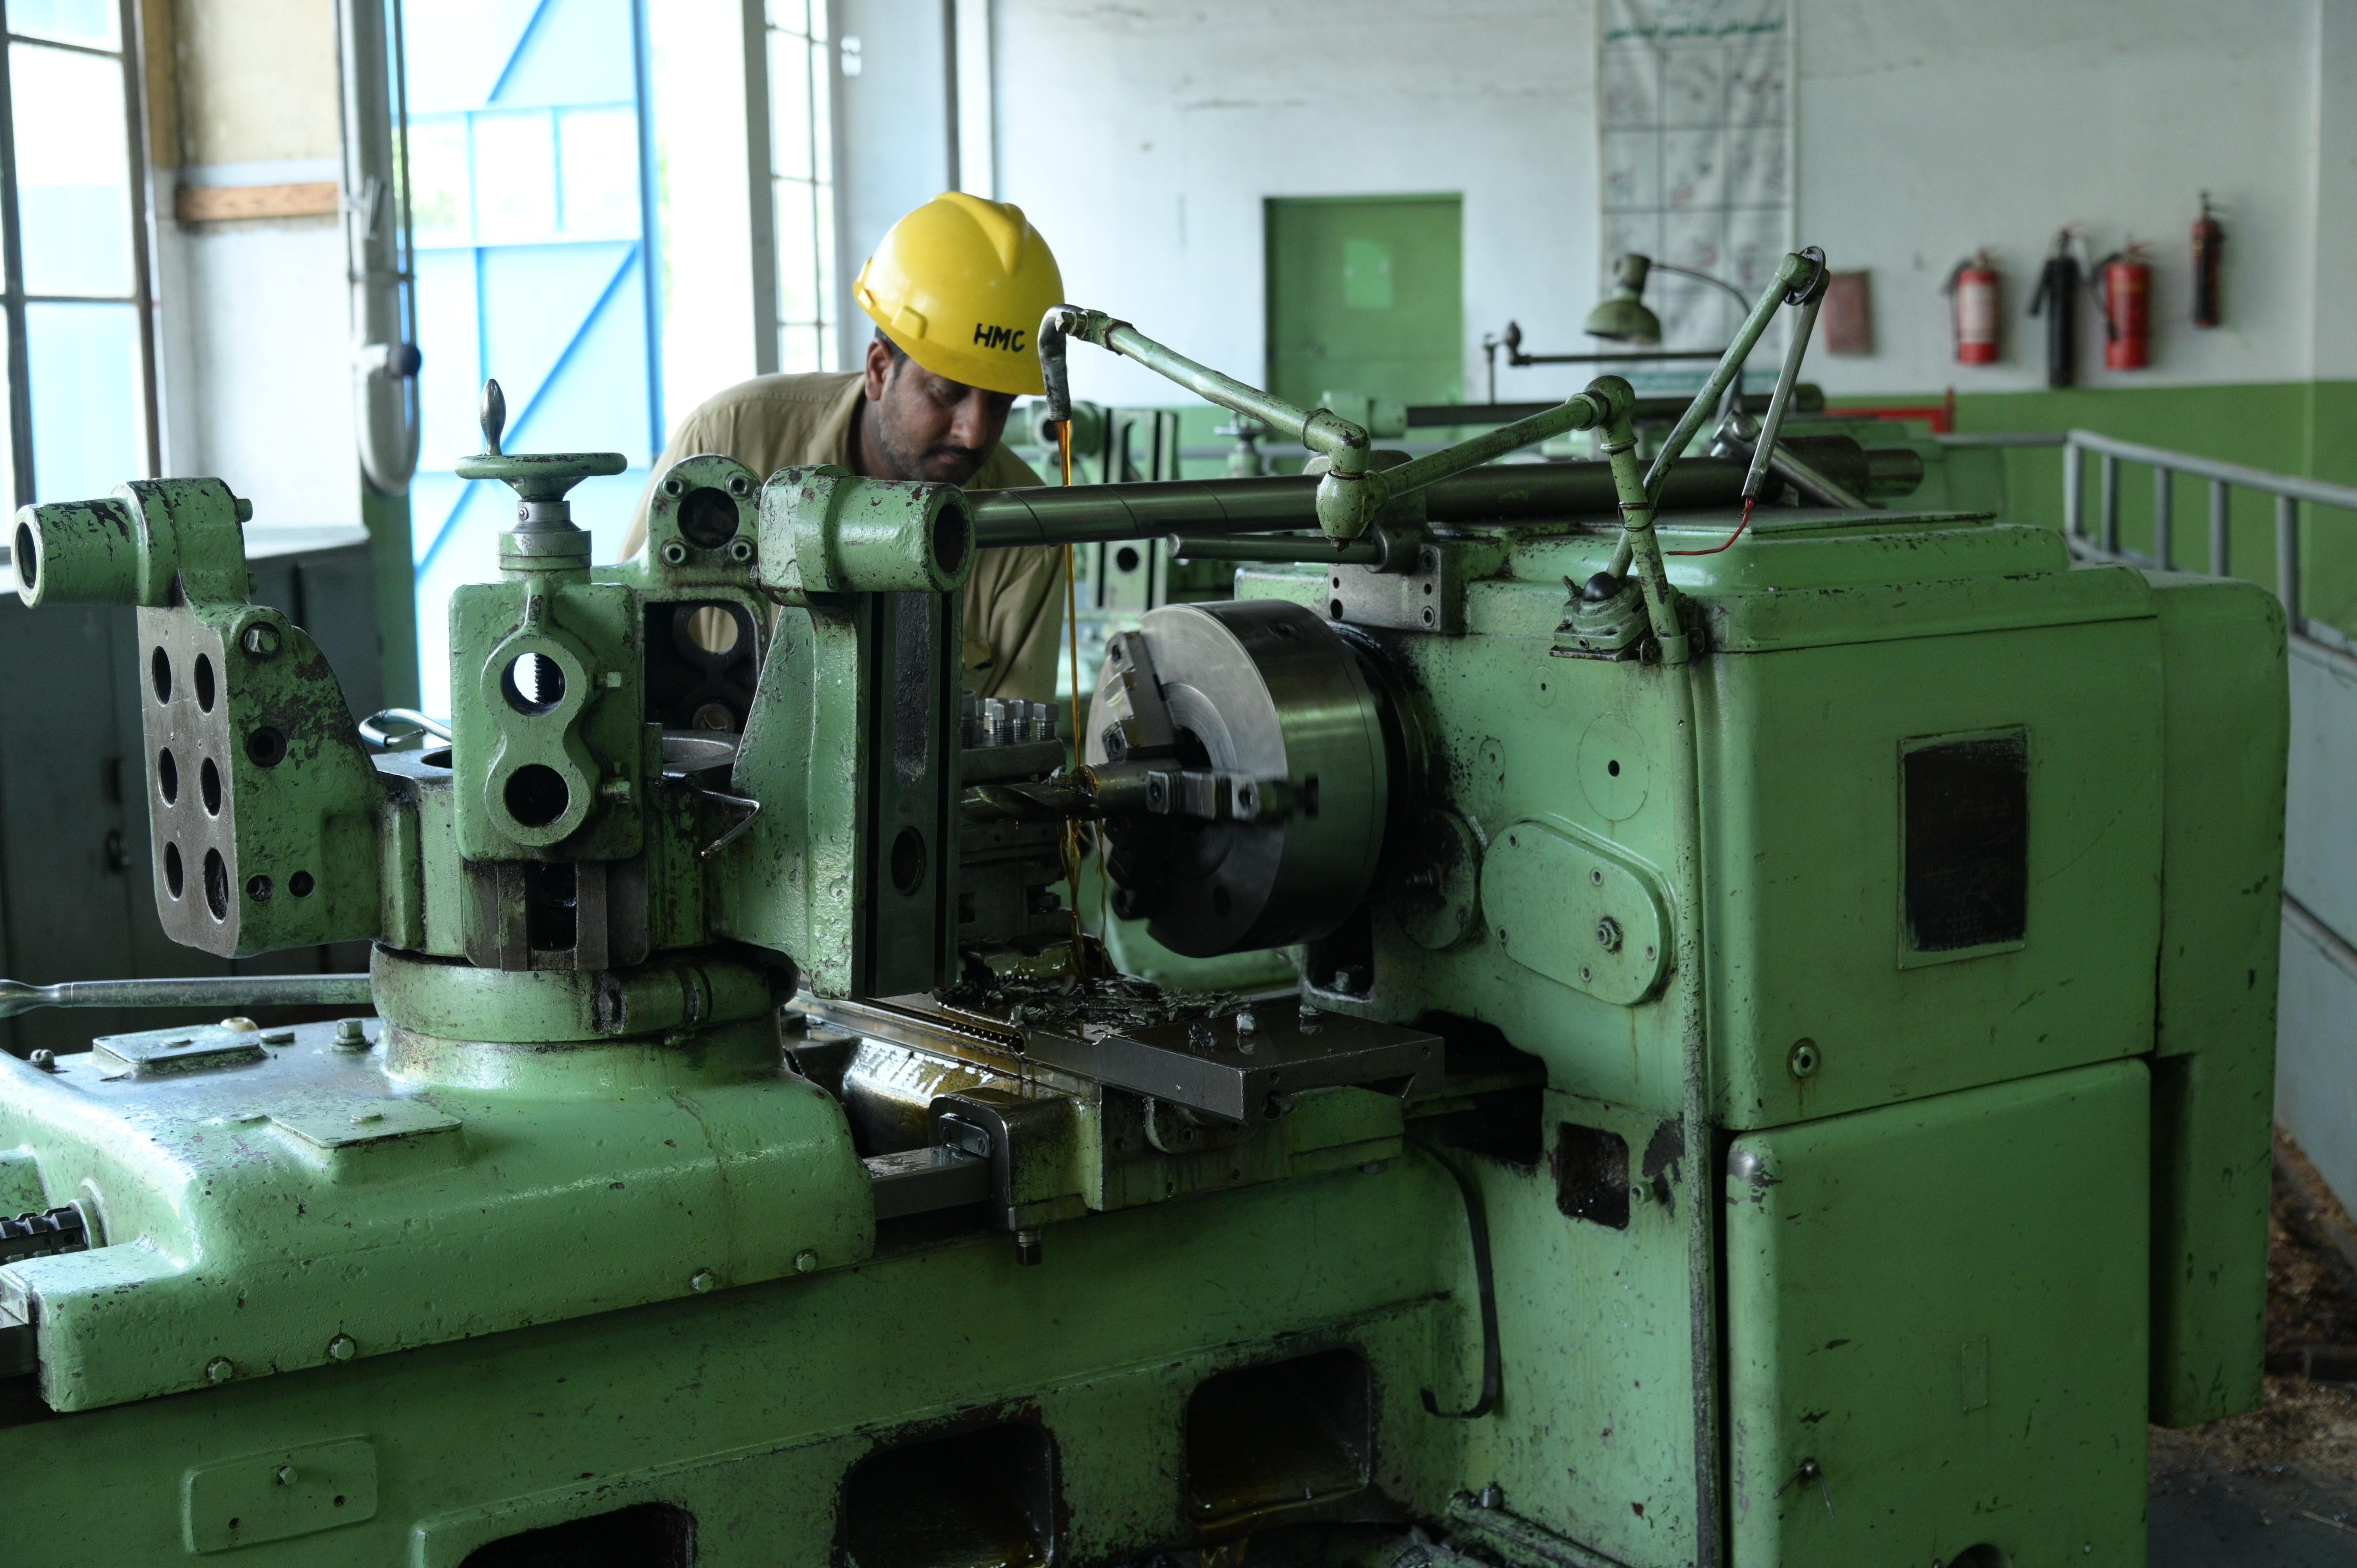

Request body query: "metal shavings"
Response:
[940, 971, 1249, 1038]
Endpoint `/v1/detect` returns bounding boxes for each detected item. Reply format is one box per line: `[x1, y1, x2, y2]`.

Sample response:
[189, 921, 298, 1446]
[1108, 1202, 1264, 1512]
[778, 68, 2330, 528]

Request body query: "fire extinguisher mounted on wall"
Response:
[2193, 193, 2224, 329]
[1944, 251, 2000, 364]
[2028, 227, 2090, 388]
[2092, 243, 2153, 370]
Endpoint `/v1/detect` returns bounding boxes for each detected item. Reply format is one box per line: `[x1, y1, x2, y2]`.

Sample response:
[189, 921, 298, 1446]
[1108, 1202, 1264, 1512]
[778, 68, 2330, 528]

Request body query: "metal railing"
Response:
[2062, 428, 2357, 638]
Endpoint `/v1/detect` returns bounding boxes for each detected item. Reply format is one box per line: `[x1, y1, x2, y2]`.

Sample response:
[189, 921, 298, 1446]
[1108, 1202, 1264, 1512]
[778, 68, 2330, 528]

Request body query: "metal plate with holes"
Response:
[92, 1023, 268, 1077]
[1329, 544, 1463, 634]
[182, 1437, 378, 1554]
[1481, 819, 1671, 1004]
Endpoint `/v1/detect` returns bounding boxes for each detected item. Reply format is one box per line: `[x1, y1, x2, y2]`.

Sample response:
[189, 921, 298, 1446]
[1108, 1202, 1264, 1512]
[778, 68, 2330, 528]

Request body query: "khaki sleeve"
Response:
[962, 544, 1067, 705]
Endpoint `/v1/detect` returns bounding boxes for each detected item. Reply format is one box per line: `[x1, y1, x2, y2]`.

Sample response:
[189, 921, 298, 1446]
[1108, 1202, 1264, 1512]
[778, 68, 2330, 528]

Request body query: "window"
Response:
[765, 0, 834, 373]
[0, 0, 157, 507]
[401, 0, 663, 714]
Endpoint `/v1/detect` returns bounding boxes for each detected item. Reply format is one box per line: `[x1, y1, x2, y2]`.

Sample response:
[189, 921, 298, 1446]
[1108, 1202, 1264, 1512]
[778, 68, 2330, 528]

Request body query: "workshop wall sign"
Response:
[1600, 0, 1794, 380]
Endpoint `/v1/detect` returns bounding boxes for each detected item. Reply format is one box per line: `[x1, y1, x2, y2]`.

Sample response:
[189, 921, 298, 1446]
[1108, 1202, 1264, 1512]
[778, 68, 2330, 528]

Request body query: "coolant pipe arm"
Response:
[1608, 248, 1827, 579]
[1591, 379, 1691, 665]
[1041, 306, 1632, 542]
[1041, 305, 1376, 537]
[0, 974, 374, 1021]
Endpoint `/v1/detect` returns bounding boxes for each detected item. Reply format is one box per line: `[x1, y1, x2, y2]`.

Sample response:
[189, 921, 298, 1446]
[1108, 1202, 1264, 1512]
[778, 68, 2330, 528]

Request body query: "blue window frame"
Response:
[402, 0, 661, 713]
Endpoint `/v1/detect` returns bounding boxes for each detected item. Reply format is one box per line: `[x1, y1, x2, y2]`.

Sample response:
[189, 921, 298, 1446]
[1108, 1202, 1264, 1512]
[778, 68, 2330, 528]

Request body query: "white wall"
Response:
[990, 0, 1600, 410]
[157, 163, 360, 527]
[1798, 0, 2331, 396]
[981, 0, 2350, 408]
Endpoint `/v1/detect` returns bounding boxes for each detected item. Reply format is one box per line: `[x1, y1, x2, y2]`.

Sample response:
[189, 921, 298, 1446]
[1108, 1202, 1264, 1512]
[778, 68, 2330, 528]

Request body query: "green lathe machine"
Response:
[0, 249, 2285, 1568]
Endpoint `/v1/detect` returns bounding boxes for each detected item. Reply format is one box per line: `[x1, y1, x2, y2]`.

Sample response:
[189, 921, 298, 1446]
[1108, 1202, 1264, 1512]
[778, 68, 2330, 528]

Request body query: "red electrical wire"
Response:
[1668, 496, 1754, 556]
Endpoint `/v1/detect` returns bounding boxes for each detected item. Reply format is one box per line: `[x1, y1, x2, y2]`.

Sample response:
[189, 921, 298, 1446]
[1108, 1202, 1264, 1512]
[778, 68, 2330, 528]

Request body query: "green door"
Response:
[1265, 195, 1463, 410]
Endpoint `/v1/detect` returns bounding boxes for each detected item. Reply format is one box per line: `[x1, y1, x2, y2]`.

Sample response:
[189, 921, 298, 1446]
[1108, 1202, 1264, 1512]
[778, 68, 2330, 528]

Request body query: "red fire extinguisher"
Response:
[2094, 245, 2152, 370]
[1944, 251, 2000, 364]
[2193, 193, 2224, 328]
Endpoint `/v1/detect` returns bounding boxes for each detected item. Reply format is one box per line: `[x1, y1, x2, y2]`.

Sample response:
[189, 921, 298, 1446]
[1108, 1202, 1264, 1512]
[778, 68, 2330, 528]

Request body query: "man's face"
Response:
[861, 337, 1018, 485]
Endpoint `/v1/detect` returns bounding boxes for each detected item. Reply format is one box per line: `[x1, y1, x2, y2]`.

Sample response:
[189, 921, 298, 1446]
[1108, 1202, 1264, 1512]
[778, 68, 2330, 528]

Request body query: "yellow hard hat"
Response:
[854, 193, 1064, 396]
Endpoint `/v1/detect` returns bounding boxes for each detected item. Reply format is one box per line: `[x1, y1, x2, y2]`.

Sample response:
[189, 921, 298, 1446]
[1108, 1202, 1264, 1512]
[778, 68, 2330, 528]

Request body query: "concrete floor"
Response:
[2150, 1465, 2357, 1566]
[2147, 1145, 2357, 1567]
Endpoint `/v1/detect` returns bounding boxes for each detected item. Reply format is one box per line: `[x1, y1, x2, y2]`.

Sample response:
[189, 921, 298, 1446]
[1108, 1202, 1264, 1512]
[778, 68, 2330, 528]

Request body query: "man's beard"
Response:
[869, 410, 988, 485]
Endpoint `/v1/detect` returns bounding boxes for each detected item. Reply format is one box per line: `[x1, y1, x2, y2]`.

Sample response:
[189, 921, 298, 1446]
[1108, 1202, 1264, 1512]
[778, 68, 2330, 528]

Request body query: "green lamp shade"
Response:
[1585, 253, 1662, 345]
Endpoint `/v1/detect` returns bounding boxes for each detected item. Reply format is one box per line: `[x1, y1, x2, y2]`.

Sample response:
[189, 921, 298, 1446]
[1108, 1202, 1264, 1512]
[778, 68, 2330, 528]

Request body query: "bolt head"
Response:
[334, 1017, 368, 1048]
[662, 477, 684, 497]
[691, 1268, 718, 1293]
[28, 1048, 54, 1070]
[240, 624, 281, 658]
[274, 1465, 298, 1487]
[1788, 1039, 1821, 1080]
[728, 538, 754, 562]
[326, 1333, 356, 1361]
[206, 1356, 235, 1384]
[661, 541, 688, 565]
[1595, 915, 1624, 952]
[793, 1250, 818, 1274]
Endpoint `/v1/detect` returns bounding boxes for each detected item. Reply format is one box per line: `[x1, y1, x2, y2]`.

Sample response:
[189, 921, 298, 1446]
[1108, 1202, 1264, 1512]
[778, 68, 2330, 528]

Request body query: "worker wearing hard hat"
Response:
[621, 192, 1065, 702]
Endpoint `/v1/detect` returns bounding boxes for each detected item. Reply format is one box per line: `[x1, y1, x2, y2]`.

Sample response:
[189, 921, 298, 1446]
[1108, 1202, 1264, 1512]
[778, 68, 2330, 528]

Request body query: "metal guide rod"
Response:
[968, 459, 1762, 549]
[0, 975, 374, 1021]
[1166, 533, 1381, 565]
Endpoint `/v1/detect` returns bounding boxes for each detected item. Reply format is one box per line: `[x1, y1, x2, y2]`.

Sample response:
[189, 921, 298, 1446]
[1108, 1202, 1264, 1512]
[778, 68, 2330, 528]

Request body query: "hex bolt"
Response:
[690, 1269, 717, 1293]
[326, 1334, 356, 1361]
[1014, 1229, 1044, 1267]
[206, 1356, 235, 1384]
[1788, 1038, 1822, 1080]
[794, 1249, 818, 1274]
[660, 541, 689, 566]
[1595, 916, 1624, 952]
[274, 1465, 299, 1487]
[240, 624, 281, 658]
[28, 1049, 55, 1071]
[334, 1017, 369, 1050]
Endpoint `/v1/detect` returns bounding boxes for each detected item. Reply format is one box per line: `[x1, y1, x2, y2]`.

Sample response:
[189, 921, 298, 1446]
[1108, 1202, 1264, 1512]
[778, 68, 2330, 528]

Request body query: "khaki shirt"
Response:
[621, 371, 1065, 704]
